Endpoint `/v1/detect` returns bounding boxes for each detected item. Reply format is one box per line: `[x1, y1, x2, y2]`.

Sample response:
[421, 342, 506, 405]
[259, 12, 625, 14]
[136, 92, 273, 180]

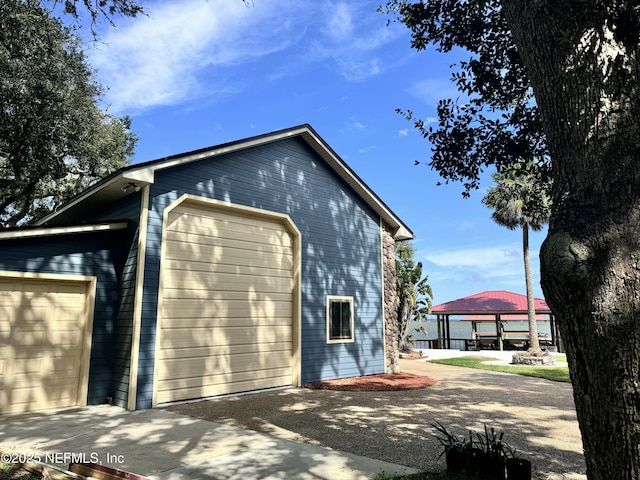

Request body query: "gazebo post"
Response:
[446, 315, 452, 349]
[550, 314, 562, 352]
[471, 321, 477, 347]
[496, 313, 504, 351]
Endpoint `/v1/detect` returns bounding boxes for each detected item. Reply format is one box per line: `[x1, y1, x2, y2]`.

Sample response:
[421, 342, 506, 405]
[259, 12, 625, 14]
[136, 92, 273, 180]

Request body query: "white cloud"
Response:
[398, 129, 409, 137]
[311, 3, 404, 81]
[425, 246, 522, 269]
[358, 145, 376, 154]
[341, 117, 367, 134]
[90, 0, 307, 113]
[88, 0, 407, 114]
[324, 2, 354, 41]
[409, 78, 466, 107]
[448, 219, 475, 232]
[351, 119, 366, 130]
[419, 242, 543, 297]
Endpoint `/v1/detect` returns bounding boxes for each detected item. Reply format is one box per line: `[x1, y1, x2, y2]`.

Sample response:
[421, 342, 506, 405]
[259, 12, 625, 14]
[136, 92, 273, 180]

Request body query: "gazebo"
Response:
[430, 290, 560, 351]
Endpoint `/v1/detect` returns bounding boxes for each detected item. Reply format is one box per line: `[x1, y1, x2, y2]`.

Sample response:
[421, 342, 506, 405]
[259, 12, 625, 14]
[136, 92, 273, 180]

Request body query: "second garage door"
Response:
[155, 201, 297, 405]
[0, 274, 92, 414]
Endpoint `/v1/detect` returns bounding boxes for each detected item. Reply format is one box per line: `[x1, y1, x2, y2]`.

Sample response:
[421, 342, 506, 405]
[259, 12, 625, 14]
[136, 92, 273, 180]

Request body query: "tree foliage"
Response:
[40, 0, 144, 34]
[483, 160, 551, 352]
[396, 242, 433, 351]
[55, 0, 144, 23]
[482, 160, 550, 233]
[380, 0, 550, 196]
[0, 0, 137, 226]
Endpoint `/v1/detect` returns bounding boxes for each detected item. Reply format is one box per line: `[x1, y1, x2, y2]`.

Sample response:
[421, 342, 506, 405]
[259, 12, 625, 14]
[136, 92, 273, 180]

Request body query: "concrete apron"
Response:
[0, 404, 418, 480]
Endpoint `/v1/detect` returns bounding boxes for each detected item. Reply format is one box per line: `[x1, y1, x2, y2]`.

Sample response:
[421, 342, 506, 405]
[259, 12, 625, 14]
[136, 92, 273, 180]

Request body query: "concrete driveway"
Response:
[1, 357, 586, 480]
[0, 405, 418, 479]
[167, 359, 587, 480]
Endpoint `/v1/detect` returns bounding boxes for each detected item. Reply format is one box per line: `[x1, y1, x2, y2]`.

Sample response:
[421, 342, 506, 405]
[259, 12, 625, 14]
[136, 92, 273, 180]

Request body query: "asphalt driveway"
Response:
[167, 360, 587, 480]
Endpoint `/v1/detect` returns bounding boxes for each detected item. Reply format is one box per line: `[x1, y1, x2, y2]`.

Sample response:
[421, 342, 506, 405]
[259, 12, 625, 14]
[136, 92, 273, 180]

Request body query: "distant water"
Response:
[410, 320, 552, 340]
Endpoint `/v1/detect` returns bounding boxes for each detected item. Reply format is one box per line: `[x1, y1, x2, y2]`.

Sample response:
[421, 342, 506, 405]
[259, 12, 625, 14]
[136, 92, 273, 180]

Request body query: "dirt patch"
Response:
[304, 372, 437, 391]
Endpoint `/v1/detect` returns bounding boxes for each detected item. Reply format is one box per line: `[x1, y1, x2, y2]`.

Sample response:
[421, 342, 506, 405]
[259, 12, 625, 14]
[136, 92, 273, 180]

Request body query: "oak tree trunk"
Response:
[502, 1, 640, 479]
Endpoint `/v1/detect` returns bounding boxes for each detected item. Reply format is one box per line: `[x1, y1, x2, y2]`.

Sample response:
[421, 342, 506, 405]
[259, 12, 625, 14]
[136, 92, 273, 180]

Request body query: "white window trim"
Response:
[326, 295, 355, 344]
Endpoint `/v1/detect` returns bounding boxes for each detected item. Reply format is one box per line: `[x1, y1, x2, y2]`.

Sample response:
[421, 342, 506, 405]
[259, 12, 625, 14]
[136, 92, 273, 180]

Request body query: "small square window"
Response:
[326, 296, 354, 343]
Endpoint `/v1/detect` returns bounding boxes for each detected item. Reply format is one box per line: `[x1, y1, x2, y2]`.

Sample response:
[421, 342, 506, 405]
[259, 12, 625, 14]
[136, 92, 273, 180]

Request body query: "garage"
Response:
[0, 126, 411, 410]
[0, 273, 94, 414]
[154, 198, 300, 405]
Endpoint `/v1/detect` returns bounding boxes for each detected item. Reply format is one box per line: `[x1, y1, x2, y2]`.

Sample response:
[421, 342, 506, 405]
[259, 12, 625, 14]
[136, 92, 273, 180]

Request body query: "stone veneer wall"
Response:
[382, 223, 400, 374]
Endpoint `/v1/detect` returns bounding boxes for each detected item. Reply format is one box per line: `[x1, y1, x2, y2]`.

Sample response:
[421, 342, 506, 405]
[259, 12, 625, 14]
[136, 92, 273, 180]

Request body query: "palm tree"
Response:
[396, 242, 433, 351]
[482, 160, 551, 353]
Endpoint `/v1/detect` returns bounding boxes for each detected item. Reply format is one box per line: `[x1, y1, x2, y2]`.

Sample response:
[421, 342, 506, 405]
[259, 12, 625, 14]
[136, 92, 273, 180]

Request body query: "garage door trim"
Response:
[0, 270, 96, 412]
[152, 194, 301, 407]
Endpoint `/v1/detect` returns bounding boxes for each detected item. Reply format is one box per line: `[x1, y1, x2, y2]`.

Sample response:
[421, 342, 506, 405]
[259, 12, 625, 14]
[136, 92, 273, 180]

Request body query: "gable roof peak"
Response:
[36, 124, 413, 240]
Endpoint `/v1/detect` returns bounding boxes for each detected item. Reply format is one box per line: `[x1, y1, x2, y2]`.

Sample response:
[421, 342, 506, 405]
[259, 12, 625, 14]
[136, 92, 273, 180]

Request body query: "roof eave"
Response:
[298, 127, 414, 240]
[0, 221, 128, 240]
[35, 125, 413, 238]
[35, 171, 152, 226]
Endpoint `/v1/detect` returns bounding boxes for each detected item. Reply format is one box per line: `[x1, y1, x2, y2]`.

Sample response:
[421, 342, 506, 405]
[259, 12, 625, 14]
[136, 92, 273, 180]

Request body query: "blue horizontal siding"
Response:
[89, 192, 142, 408]
[135, 137, 384, 408]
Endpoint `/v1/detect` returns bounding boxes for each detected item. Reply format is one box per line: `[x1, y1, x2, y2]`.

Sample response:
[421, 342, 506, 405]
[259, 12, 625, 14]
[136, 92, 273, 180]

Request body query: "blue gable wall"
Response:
[89, 193, 143, 407]
[0, 230, 127, 405]
[134, 137, 384, 408]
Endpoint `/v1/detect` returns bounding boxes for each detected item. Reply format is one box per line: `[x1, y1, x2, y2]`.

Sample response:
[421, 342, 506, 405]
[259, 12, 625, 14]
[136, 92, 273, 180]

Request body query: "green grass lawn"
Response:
[376, 471, 473, 480]
[376, 470, 544, 480]
[428, 356, 571, 382]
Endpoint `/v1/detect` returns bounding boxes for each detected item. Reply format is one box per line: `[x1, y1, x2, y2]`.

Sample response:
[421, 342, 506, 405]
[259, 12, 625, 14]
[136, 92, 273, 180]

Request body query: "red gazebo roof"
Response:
[431, 290, 551, 315]
[460, 314, 550, 322]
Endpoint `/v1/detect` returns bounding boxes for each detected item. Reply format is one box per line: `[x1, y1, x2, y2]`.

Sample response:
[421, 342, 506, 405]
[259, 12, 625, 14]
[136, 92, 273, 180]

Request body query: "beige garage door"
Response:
[155, 202, 296, 404]
[0, 275, 92, 414]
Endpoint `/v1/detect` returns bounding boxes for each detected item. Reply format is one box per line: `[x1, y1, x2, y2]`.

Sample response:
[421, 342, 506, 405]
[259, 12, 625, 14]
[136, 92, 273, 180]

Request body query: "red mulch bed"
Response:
[304, 372, 437, 392]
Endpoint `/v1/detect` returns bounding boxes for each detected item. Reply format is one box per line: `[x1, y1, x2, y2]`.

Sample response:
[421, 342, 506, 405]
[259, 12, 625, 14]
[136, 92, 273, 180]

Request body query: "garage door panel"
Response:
[168, 216, 292, 244]
[1, 379, 80, 414]
[170, 208, 293, 245]
[165, 243, 293, 271]
[156, 373, 293, 404]
[164, 273, 292, 294]
[166, 232, 293, 255]
[157, 367, 292, 393]
[9, 331, 83, 348]
[158, 342, 292, 360]
[160, 290, 293, 303]
[159, 325, 292, 349]
[171, 204, 291, 232]
[0, 276, 89, 414]
[166, 233, 292, 257]
[163, 258, 292, 280]
[161, 294, 292, 314]
[9, 370, 84, 388]
[6, 305, 50, 322]
[161, 299, 292, 320]
[159, 351, 292, 381]
[157, 203, 295, 404]
[159, 314, 293, 329]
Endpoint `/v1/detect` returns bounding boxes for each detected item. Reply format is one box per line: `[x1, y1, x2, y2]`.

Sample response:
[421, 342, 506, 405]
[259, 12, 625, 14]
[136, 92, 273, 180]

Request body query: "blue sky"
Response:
[83, 0, 548, 305]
